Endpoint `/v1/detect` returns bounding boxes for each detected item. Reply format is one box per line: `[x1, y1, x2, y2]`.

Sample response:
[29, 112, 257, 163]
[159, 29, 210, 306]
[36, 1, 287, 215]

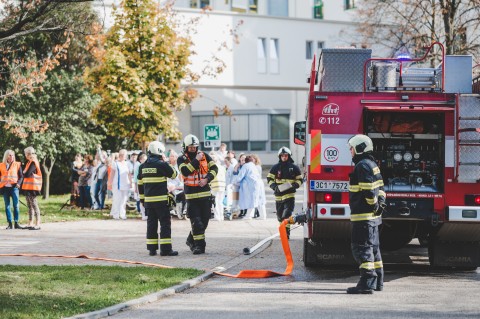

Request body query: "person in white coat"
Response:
[235, 155, 264, 220]
[209, 154, 226, 221]
[109, 149, 132, 220]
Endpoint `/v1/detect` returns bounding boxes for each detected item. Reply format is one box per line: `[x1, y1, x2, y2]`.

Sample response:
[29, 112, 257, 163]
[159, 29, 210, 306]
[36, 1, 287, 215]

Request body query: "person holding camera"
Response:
[346, 134, 386, 294]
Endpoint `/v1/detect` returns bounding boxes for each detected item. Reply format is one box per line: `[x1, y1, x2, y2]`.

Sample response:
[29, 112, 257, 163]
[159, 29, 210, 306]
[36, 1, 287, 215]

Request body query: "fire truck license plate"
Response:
[310, 180, 349, 192]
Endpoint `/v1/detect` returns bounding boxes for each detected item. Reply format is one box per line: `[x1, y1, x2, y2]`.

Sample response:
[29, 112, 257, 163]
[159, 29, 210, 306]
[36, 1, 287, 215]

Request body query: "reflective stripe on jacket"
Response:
[349, 154, 385, 224]
[177, 152, 218, 200]
[22, 160, 42, 191]
[0, 162, 22, 187]
[137, 155, 177, 208]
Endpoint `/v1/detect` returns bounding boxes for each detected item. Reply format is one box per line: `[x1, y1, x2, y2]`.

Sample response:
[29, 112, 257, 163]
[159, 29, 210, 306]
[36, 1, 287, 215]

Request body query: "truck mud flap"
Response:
[304, 238, 355, 267]
[428, 240, 480, 268]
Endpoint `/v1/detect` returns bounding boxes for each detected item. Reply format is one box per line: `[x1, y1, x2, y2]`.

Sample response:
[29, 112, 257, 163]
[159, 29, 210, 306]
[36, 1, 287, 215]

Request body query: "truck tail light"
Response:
[315, 192, 341, 203]
[331, 207, 345, 215]
[465, 195, 480, 206]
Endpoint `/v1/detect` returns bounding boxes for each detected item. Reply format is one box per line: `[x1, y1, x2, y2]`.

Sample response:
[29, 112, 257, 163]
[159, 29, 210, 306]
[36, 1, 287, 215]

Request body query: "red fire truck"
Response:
[294, 42, 480, 269]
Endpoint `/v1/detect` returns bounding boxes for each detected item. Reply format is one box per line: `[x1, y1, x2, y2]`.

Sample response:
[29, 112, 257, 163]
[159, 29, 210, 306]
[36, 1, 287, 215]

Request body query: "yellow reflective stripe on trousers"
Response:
[145, 195, 168, 202]
[185, 191, 211, 200]
[147, 239, 158, 245]
[359, 262, 375, 270]
[139, 194, 145, 199]
[350, 212, 380, 222]
[275, 193, 295, 201]
[160, 238, 172, 244]
[142, 177, 167, 183]
[374, 261, 383, 268]
[193, 234, 205, 241]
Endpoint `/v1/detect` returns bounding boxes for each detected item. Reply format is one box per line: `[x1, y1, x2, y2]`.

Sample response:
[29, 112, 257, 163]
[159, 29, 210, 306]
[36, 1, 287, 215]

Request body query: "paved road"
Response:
[2, 182, 480, 319]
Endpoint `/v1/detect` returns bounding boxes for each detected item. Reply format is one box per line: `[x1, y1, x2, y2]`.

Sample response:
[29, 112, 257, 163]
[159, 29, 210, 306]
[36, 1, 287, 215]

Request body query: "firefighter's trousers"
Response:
[146, 203, 173, 253]
[276, 197, 295, 237]
[186, 197, 211, 250]
[351, 222, 383, 290]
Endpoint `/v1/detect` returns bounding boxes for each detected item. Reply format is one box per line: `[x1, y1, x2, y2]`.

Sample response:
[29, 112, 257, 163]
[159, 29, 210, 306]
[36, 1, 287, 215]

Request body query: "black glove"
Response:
[293, 214, 307, 224]
[292, 182, 300, 189]
[270, 183, 277, 191]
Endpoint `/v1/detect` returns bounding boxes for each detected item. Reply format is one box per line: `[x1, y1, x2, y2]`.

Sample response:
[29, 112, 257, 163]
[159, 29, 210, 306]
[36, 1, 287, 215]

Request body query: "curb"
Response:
[65, 271, 214, 319]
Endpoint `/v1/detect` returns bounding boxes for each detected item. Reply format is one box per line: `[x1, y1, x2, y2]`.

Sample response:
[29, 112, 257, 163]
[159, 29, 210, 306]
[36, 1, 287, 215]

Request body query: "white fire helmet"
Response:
[278, 146, 292, 157]
[348, 134, 373, 155]
[183, 134, 200, 150]
[148, 141, 165, 156]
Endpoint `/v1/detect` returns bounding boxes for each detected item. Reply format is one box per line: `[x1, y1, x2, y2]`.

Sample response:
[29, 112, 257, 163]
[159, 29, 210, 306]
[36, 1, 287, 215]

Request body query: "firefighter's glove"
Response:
[270, 183, 280, 193]
[292, 182, 300, 189]
[290, 213, 307, 225]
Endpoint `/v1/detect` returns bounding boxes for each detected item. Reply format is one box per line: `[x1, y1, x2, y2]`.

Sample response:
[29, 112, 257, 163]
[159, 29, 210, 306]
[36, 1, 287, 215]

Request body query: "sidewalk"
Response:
[0, 216, 281, 272]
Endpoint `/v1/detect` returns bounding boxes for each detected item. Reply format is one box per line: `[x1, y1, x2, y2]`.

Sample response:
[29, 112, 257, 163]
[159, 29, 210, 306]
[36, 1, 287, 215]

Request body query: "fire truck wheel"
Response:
[303, 238, 316, 268]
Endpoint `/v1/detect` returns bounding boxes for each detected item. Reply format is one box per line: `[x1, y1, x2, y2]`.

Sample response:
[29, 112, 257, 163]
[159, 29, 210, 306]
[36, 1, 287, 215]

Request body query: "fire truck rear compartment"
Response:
[365, 111, 445, 193]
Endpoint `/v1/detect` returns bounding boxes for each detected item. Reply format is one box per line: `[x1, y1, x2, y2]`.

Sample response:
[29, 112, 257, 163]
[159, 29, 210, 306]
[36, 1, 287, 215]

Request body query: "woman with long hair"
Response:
[22, 146, 42, 230]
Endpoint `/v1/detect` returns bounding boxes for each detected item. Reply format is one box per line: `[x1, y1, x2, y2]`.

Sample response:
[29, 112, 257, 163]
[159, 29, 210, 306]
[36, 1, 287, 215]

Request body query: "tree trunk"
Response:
[41, 157, 55, 200]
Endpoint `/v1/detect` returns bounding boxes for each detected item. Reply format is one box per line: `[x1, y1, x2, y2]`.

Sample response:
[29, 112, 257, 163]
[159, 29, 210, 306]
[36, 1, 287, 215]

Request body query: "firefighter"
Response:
[347, 134, 386, 294]
[177, 134, 218, 255]
[138, 141, 179, 257]
[267, 147, 303, 238]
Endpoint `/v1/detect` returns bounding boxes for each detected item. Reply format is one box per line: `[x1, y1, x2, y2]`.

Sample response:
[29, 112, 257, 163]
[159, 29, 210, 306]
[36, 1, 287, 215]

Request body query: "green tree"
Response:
[1, 70, 103, 198]
[85, 0, 194, 150]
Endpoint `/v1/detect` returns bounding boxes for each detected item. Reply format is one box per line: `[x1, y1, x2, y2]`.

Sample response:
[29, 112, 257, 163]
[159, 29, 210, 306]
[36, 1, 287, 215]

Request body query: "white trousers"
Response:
[212, 190, 225, 221]
[257, 204, 267, 220]
[110, 189, 129, 219]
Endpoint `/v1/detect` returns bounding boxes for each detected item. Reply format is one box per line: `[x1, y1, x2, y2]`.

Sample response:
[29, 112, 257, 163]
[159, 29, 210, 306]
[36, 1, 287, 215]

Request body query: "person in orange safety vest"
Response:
[22, 146, 43, 230]
[0, 150, 24, 229]
[177, 134, 218, 255]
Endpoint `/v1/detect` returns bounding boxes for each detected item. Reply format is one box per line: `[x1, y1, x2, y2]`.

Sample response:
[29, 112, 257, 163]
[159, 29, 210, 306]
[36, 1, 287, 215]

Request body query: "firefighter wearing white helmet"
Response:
[138, 141, 179, 257]
[267, 146, 303, 238]
[347, 134, 386, 294]
[177, 134, 218, 255]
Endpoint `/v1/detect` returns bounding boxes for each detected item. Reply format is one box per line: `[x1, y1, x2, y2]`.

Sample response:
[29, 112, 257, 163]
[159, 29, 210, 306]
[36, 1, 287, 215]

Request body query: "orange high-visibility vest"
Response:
[0, 162, 21, 188]
[22, 160, 42, 191]
[184, 156, 209, 187]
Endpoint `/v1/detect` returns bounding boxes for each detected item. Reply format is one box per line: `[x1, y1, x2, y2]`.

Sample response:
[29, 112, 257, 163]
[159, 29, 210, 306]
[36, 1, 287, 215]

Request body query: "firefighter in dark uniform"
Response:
[347, 134, 386, 294]
[267, 146, 303, 238]
[138, 141, 179, 257]
[177, 134, 218, 255]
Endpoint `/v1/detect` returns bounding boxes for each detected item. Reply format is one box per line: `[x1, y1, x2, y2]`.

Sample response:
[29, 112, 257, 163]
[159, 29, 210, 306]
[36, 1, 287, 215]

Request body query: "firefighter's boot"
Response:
[160, 250, 179, 256]
[192, 246, 205, 255]
[346, 286, 373, 294]
[149, 250, 157, 256]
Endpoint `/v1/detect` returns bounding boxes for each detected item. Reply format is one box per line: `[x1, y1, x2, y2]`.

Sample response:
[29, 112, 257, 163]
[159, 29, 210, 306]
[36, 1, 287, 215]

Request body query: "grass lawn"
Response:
[0, 265, 203, 319]
[0, 194, 140, 226]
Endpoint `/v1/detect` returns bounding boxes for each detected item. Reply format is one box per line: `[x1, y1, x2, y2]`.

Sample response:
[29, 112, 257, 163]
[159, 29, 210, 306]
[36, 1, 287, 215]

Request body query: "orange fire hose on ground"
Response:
[213, 219, 293, 278]
[0, 220, 294, 278]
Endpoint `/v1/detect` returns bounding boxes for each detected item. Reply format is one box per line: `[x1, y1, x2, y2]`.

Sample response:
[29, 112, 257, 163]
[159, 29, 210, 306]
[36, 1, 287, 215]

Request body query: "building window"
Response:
[345, 0, 356, 10]
[268, 0, 288, 17]
[232, 0, 257, 13]
[270, 114, 289, 151]
[257, 37, 267, 73]
[191, 113, 289, 152]
[306, 41, 313, 60]
[190, 0, 210, 8]
[313, 0, 323, 19]
[269, 38, 279, 74]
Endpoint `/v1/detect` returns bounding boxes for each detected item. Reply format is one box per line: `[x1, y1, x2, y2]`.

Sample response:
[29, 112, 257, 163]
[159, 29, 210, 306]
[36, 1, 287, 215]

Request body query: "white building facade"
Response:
[95, 0, 361, 164]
